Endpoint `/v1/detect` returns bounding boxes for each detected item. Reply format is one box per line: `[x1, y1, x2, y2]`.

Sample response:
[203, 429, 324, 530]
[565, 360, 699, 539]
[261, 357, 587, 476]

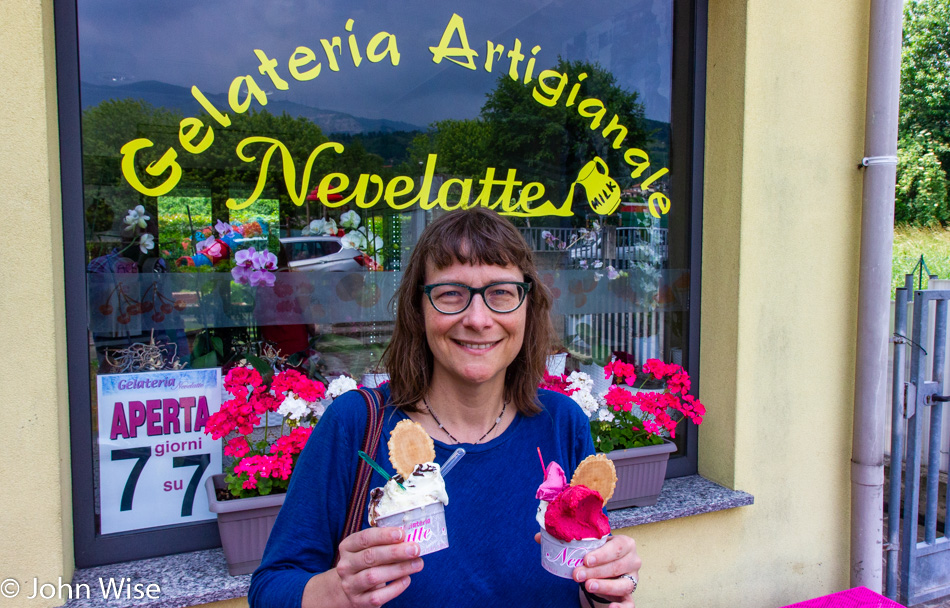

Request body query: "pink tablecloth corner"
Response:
[780, 587, 906, 608]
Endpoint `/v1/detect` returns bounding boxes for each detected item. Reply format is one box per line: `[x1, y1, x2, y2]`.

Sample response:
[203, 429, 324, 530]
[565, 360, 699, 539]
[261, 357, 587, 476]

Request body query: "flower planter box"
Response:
[603, 440, 677, 509]
[205, 474, 285, 576]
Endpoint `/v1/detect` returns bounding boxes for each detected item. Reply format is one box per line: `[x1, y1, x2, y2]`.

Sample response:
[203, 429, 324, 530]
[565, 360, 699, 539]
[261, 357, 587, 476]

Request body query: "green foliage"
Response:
[897, 0, 950, 225]
[896, 132, 950, 225]
[891, 224, 950, 291]
[590, 420, 663, 453]
[405, 118, 492, 178]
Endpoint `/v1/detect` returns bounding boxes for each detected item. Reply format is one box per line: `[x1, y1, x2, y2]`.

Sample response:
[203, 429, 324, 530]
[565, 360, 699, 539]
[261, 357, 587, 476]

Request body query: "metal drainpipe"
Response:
[851, 0, 902, 591]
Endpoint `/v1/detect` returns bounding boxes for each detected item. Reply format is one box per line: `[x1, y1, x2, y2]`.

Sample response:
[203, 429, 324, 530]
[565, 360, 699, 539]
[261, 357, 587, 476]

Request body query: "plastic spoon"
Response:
[440, 448, 466, 477]
[358, 450, 406, 490]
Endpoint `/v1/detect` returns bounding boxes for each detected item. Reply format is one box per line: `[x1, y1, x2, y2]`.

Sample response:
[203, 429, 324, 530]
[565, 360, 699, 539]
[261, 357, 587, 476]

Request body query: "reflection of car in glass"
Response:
[279, 236, 377, 271]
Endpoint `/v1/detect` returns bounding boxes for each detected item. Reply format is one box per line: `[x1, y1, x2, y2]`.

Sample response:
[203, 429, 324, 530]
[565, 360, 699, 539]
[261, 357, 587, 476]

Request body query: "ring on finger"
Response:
[618, 573, 638, 594]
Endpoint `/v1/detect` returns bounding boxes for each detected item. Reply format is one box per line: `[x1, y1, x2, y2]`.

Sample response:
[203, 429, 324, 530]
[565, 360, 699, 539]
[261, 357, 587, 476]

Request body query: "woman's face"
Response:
[423, 261, 527, 390]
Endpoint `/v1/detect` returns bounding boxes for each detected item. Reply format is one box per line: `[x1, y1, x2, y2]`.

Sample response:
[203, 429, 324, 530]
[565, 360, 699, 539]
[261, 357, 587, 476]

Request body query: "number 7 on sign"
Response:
[111, 447, 152, 511]
[173, 454, 211, 517]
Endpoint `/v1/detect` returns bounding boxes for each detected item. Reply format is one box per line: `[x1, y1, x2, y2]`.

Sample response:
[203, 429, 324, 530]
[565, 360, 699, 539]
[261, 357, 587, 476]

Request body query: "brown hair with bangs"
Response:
[381, 207, 554, 416]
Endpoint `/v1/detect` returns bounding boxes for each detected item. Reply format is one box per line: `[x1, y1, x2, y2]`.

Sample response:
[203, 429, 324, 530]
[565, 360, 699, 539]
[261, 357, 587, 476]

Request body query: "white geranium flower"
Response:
[571, 389, 600, 417]
[138, 233, 155, 253]
[277, 392, 311, 421]
[566, 371, 594, 394]
[340, 210, 361, 230]
[326, 375, 358, 399]
[597, 407, 615, 423]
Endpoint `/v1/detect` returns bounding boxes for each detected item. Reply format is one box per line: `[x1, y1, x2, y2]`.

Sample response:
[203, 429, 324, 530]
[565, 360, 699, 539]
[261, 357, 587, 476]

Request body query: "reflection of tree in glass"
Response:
[407, 59, 649, 213]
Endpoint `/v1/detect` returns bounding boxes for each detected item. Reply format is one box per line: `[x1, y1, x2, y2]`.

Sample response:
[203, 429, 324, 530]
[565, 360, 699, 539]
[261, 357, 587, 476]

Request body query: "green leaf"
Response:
[212, 336, 224, 357]
[244, 353, 274, 384]
[190, 351, 219, 369]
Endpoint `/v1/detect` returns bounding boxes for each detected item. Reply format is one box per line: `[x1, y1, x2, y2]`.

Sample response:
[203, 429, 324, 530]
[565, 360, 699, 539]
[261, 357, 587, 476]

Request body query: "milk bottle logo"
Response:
[574, 156, 621, 216]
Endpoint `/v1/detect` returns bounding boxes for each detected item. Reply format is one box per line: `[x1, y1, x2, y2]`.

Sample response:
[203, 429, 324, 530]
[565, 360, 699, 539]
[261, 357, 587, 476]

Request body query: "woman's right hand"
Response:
[316, 527, 423, 607]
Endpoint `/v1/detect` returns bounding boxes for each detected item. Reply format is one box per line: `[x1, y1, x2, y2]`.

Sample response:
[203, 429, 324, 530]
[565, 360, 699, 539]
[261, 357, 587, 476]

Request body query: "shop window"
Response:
[57, 0, 704, 565]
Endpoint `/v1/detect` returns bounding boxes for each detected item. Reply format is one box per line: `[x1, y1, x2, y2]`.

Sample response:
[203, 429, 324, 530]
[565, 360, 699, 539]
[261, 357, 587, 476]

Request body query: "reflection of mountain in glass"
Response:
[80, 81, 423, 135]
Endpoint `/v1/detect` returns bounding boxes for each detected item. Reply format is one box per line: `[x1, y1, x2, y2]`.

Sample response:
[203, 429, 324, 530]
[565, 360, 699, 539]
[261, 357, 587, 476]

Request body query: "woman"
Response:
[249, 208, 641, 608]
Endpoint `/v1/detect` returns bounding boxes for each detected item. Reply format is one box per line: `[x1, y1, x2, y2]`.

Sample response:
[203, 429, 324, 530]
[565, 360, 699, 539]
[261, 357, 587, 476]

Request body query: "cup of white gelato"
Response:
[369, 462, 450, 556]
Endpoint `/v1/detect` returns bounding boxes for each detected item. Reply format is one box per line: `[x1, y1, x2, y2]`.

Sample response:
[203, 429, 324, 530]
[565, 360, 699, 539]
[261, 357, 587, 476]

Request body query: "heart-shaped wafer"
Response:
[569, 453, 617, 505]
[388, 419, 435, 478]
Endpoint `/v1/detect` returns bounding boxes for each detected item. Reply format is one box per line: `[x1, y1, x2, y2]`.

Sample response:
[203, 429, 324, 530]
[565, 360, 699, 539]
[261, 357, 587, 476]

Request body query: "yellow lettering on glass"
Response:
[228, 76, 268, 113]
[601, 115, 628, 150]
[226, 138, 344, 210]
[565, 73, 587, 107]
[315, 173, 350, 207]
[506, 39, 524, 81]
[533, 70, 567, 107]
[648, 192, 671, 218]
[344, 20, 363, 67]
[191, 86, 231, 127]
[385, 176, 417, 210]
[120, 139, 182, 197]
[524, 45, 541, 84]
[290, 47, 322, 81]
[429, 13, 478, 70]
[366, 31, 400, 65]
[254, 49, 289, 90]
[639, 167, 669, 190]
[623, 148, 650, 179]
[577, 98, 606, 130]
[485, 41, 505, 73]
[321, 37, 343, 72]
[179, 118, 214, 154]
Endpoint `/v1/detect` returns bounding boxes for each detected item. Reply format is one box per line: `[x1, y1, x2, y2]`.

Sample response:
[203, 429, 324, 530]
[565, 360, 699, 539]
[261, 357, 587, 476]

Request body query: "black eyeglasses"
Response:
[422, 282, 531, 314]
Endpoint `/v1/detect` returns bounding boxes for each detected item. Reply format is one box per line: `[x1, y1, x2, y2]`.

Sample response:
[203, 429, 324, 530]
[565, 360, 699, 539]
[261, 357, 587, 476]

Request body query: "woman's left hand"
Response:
[573, 534, 641, 608]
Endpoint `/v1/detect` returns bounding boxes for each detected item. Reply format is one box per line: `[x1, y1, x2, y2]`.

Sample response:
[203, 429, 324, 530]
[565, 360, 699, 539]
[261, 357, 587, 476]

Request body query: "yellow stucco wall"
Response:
[1, 0, 871, 606]
[623, 0, 868, 606]
[0, 1, 74, 606]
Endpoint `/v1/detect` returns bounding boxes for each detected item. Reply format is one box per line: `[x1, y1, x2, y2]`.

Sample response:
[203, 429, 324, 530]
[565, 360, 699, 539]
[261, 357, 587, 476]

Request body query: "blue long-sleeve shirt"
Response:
[249, 385, 595, 608]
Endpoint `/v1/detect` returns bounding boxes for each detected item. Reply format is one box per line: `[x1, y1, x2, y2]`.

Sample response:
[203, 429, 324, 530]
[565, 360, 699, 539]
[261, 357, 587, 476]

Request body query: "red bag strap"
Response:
[333, 388, 385, 565]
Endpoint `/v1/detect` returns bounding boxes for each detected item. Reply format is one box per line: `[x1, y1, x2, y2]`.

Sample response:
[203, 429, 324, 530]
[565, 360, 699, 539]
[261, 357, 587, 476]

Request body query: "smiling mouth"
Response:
[453, 340, 500, 350]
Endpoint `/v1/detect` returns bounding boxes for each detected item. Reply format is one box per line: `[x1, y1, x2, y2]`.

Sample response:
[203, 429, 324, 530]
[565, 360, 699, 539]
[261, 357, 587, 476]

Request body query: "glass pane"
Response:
[76, 0, 683, 538]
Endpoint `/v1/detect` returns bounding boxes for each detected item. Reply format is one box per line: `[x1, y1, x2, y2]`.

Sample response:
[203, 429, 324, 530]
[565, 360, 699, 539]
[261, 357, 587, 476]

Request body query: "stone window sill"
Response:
[65, 475, 752, 608]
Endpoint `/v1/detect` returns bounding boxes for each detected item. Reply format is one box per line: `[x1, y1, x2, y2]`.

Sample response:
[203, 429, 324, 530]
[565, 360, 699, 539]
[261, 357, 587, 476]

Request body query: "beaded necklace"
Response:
[423, 396, 508, 445]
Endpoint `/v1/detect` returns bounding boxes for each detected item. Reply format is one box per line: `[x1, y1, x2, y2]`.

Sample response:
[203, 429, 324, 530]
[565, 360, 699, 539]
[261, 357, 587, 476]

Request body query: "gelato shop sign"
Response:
[97, 369, 222, 534]
[119, 13, 671, 219]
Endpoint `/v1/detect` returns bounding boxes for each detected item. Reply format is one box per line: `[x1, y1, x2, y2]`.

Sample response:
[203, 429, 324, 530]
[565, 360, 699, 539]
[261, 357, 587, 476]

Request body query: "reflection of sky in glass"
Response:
[77, 0, 672, 125]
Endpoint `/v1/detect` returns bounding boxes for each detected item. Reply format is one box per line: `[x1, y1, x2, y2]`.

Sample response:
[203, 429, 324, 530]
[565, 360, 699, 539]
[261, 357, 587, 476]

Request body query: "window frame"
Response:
[55, 0, 707, 566]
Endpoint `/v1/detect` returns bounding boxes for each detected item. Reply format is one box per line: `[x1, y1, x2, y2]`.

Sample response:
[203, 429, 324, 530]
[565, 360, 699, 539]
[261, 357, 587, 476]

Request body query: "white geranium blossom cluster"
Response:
[277, 392, 312, 421]
[563, 370, 618, 422]
[563, 371, 601, 416]
[326, 375, 358, 399]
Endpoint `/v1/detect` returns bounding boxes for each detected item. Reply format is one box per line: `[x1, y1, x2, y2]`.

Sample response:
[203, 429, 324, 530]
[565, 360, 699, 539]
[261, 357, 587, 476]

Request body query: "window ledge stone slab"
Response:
[64, 475, 752, 608]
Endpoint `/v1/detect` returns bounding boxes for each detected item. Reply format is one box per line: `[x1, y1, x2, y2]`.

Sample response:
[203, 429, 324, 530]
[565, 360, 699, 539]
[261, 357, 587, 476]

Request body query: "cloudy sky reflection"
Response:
[78, 0, 672, 126]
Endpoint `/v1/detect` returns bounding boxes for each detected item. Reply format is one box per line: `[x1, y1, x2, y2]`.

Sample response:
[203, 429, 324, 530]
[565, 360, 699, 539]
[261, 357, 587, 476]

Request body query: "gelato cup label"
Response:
[540, 530, 607, 579]
[376, 502, 448, 556]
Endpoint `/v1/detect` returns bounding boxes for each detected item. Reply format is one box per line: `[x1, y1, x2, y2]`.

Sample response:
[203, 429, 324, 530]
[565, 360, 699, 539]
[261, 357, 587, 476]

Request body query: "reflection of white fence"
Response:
[567, 311, 666, 365]
[518, 227, 668, 264]
[887, 279, 950, 474]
